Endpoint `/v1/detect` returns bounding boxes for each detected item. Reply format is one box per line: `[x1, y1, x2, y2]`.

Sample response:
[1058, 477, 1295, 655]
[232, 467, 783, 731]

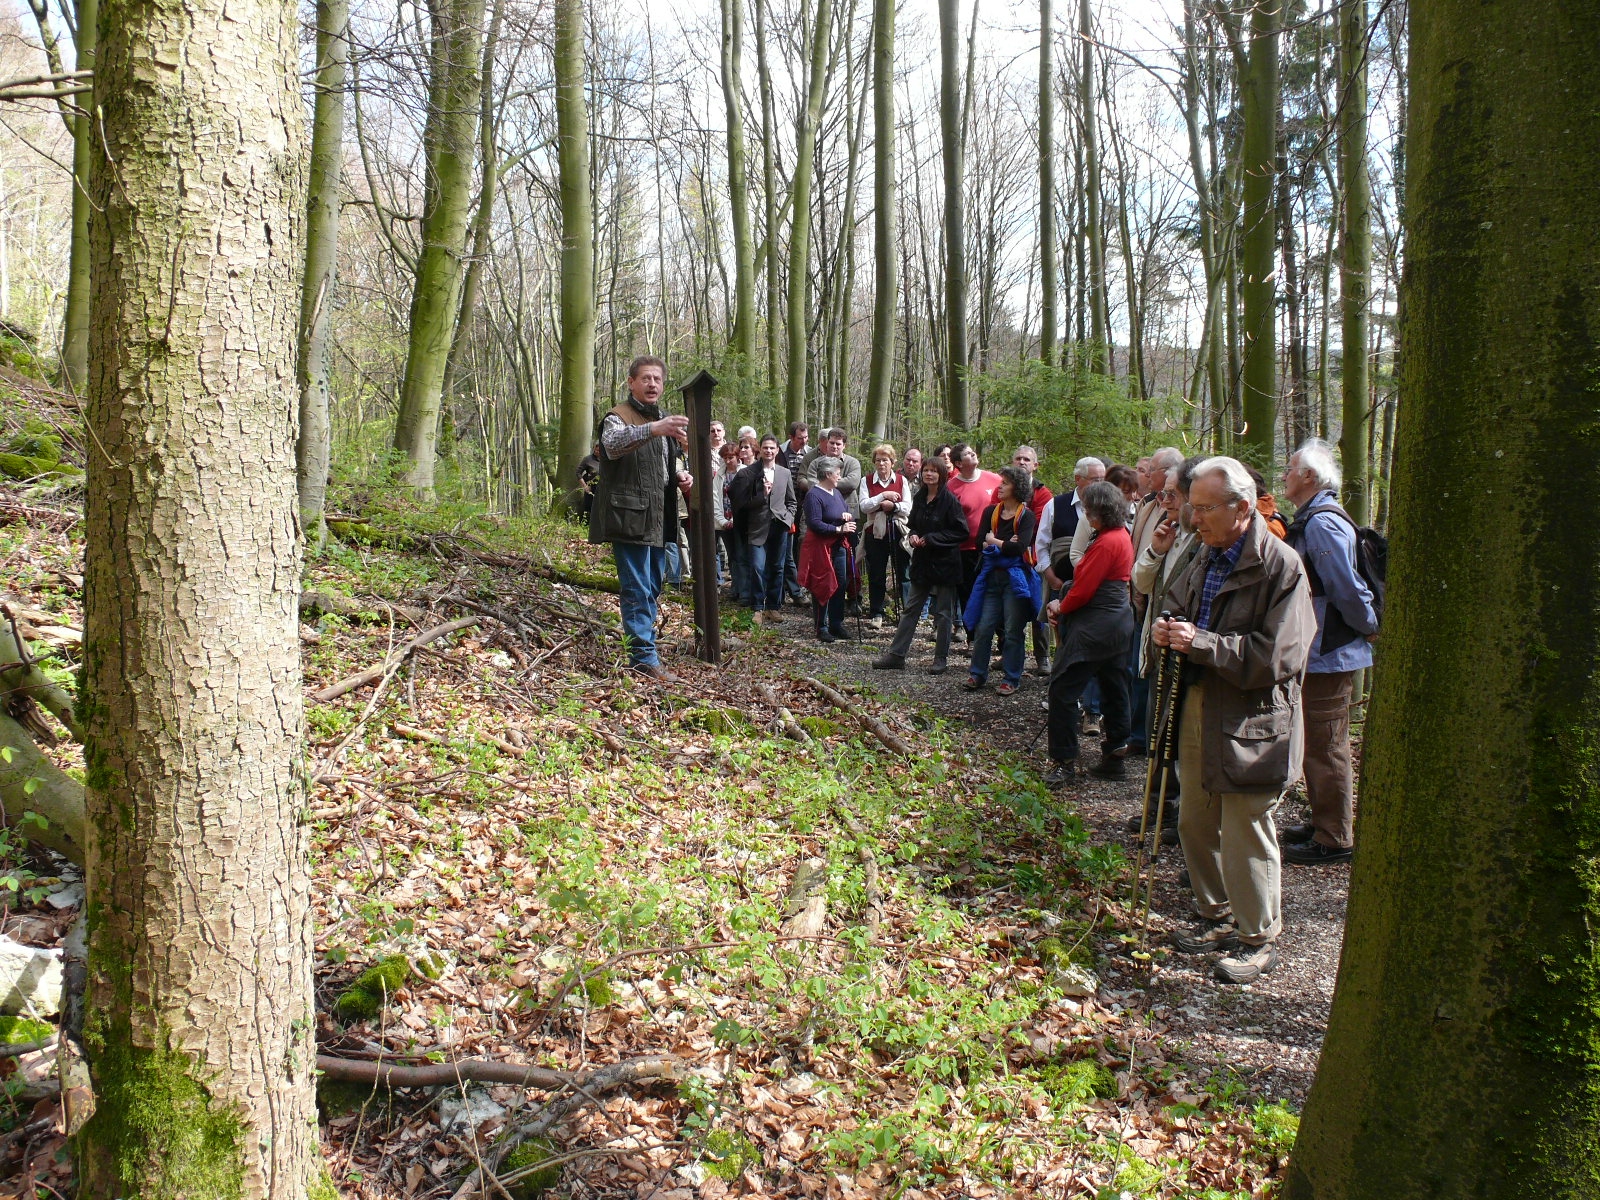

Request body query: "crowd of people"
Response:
[588, 355, 1380, 986]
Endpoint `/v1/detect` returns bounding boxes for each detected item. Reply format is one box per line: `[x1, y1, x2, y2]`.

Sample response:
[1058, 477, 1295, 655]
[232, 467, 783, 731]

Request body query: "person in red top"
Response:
[1043, 481, 1137, 786]
[946, 442, 1002, 610]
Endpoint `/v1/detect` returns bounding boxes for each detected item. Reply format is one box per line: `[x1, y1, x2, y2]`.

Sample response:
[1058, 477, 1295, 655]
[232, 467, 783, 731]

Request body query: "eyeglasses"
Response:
[1190, 499, 1241, 517]
[1156, 490, 1178, 501]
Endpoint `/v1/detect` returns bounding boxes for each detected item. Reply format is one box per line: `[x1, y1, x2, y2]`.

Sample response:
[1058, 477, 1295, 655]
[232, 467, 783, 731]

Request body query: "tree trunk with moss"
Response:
[390, 0, 487, 498]
[59, 0, 96, 392]
[720, 0, 755, 363]
[937, 0, 968, 423]
[76, 0, 316, 1190]
[553, 0, 594, 514]
[1037, 0, 1056, 365]
[1287, 4, 1600, 1195]
[1336, 0, 1371, 523]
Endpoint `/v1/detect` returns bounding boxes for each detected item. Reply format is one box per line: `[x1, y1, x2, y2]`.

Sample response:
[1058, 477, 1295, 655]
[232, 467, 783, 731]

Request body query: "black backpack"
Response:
[1286, 500, 1387, 634]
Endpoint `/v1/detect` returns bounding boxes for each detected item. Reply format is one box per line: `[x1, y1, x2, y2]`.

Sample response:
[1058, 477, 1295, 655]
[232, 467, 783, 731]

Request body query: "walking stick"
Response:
[1139, 638, 1187, 935]
[1126, 636, 1168, 908]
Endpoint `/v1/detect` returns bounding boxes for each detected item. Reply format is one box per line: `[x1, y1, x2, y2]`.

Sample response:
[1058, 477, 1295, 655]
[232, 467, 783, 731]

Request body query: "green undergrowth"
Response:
[305, 529, 1297, 1195]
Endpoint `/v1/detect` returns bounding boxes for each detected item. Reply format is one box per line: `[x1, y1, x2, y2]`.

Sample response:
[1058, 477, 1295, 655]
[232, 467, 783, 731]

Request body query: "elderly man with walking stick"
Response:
[1154, 456, 1316, 985]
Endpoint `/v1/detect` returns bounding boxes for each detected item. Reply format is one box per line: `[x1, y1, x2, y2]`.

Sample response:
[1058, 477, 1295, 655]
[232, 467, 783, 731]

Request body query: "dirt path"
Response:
[766, 601, 1346, 1105]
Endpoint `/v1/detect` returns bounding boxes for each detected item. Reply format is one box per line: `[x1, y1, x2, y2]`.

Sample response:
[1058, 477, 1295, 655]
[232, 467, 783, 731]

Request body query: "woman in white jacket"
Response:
[855, 444, 913, 629]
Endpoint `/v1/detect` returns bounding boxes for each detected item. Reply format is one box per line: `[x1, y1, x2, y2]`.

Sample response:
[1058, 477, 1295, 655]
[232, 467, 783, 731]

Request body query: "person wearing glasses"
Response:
[1154, 456, 1315, 985]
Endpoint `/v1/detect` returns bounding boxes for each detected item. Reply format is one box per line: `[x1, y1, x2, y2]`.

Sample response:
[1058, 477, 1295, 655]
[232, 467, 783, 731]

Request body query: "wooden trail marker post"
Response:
[679, 368, 721, 663]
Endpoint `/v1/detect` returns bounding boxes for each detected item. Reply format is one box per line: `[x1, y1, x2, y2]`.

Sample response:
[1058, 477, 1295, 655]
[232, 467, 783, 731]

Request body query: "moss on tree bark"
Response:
[1287, 3, 1600, 1195]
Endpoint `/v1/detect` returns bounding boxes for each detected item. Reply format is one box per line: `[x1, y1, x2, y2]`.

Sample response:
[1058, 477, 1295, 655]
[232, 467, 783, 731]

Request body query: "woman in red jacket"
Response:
[1043, 481, 1137, 786]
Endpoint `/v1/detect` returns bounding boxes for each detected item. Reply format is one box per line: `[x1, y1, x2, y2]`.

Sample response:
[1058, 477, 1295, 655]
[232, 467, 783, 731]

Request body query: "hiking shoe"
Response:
[1032, 659, 1051, 677]
[629, 663, 679, 683]
[867, 615, 884, 631]
[872, 654, 906, 670]
[926, 659, 948, 675]
[1277, 821, 1314, 844]
[1081, 713, 1103, 737]
[1088, 755, 1126, 781]
[1043, 760, 1080, 788]
[996, 681, 1019, 697]
[1214, 940, 1279, 984]
[1170, 917, 1239, 955]
[961, 675, 984, 691]
[829, 626, 855, 641]
[817, 629, 837, 644]
[1161, 825, 1180, 847]
[1283, 838, 1353, 865]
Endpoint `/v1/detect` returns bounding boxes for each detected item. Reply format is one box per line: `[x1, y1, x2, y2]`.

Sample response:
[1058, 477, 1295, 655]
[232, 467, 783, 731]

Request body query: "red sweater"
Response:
[947, 471, 1001, 550]
[1060, 525, 1133, 614]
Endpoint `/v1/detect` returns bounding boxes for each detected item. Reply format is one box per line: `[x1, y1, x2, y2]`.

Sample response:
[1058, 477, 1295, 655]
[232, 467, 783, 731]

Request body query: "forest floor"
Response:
[0, 463, 1351, 1197]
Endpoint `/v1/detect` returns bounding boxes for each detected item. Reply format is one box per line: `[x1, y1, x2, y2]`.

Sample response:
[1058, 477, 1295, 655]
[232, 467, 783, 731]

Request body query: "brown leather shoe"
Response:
[629, 663, 679, 683]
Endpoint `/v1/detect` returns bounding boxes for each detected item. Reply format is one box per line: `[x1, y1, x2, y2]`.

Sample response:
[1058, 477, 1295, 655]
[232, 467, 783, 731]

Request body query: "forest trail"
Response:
[767, 601, 1349, 1105]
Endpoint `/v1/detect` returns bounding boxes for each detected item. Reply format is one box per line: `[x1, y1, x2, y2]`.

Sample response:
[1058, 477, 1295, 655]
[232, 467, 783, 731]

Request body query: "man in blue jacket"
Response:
[1280, 438, 1379, 864]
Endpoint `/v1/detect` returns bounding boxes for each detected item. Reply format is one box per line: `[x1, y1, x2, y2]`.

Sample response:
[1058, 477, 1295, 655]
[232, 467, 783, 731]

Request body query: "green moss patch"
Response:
[0, 1014, 54, 1044]
[501, 1136, 562, 1197]
[703, 1128, 760, 1180]
[333, 955, 411, 1022]
[1035, 1058, 1117, 1106]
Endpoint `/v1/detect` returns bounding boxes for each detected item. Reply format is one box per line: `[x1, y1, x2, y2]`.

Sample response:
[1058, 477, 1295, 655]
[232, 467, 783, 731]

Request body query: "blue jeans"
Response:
[1127, 635, 1149, 747]
[613, 542, 667, 667]
[748, 525, 790, 611]
[968, 582, 1031, 685]
[720, 529, 750, 603]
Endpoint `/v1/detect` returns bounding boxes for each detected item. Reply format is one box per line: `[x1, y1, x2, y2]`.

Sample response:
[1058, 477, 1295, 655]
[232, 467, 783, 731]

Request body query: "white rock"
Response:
[0, 936, 61, 1016]
[677, 1163, 708, 1185]
[1052, 962, 1100, 999]
[44, 883, 82, 911]
[437, 1089, 505, 1135]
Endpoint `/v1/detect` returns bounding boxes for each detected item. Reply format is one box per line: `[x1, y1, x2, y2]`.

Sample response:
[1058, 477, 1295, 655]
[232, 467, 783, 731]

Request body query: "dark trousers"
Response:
[1048, 654, 1132, 764]
[958, 548, 981, 610]
[863, 533, 908, 618]
[813, 541, 848, 635]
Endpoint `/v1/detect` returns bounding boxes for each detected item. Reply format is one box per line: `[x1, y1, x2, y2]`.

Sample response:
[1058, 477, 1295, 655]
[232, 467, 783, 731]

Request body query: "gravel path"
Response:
[770, 602, 1347, 1105]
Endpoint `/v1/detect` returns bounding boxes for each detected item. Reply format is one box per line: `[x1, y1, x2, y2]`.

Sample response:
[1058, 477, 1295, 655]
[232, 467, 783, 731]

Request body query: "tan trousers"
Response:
[1176, 684, 1283, 945]
[1301, 670, 1355, 849]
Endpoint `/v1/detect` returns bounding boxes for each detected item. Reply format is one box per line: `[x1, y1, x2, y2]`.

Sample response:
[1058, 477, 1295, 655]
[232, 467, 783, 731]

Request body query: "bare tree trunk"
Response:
[554, 0, 595, 512]
[756, 0, 782, 390]
[862, 0, 896, 440]
[77, 0, 315, 1189]
[938, 0, 969, 423]
[1077, 0, 1109, 373]
[440, 0, 504, 419]
[721, 0, 756, 362]
[1038, 0, 1057, 363]
[296, 0, 349, 549]
[1338, 0, 1372, 521]
[784, 0, 834, 425]
[1238, 0, 1279, 465]
[59, 0, 96, 392]
[390, 0, 488, 498]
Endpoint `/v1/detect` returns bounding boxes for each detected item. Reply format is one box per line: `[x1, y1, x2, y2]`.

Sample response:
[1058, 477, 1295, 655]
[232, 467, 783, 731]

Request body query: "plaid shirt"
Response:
[1196, 533, 1247, 630]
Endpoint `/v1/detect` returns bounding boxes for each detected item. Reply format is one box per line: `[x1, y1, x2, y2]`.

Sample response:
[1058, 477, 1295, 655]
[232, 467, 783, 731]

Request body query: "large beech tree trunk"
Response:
[1238, 0, 1278, 465]
[937, 0, 968, 423]
[1337, 0, 1371, 522]
[783, 0, 833, 426]
[861, 0, 895, 440]
[76, 0, 316, 1190]
[1287, 2, 1600, 1194]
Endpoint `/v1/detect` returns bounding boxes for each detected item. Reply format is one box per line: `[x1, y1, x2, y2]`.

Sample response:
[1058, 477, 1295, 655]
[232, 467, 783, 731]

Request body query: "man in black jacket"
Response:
[732, 435, 798, 623]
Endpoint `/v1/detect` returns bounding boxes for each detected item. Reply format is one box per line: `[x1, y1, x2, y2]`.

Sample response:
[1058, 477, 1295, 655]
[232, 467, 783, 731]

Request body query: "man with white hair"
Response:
[1034, 456, 1108, 589]
[1280, 438, 1379, 865]
[1154, 455, 1315, 984]
[1125, 446, 1186, 748]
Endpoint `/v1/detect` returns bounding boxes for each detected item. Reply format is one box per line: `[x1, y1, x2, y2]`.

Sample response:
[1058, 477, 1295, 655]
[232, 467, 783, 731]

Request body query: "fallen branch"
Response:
[315, 1051, 682, 1092]
[756, 683, 811, 745]
[0, 1036, 54, 1059]
[312, 615, 480, 703]
[300, 590, 427, 625]
[799, 676, 913, 757]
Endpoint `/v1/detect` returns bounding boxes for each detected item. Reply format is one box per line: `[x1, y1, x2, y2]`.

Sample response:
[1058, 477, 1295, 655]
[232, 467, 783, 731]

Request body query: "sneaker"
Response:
[1170, 917, 1239, 955]
[629, 663, 680, 683]
[1283, 838, 1353, 865]
[868, 615, 884, 631]
[1087, 755, 1126, 781]
[1082, 714, 1103, 737]
[1214, 940, 1279, 984]
[961, 675, 984, 691]
[1031, 659, 1051, 677]
[818, 630, 837, 644]
[1277, 821, 1315, 845]
[1043, 760, 1080, 788]
[926, 659, 949, 675]
[996, 681, 1019, 697]
[871, 654, 906, 670]
[829, 626, 855, 641]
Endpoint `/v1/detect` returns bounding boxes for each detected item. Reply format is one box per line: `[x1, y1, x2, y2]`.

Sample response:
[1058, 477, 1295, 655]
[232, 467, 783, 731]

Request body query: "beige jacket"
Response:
[1166, 513, 1316, 794]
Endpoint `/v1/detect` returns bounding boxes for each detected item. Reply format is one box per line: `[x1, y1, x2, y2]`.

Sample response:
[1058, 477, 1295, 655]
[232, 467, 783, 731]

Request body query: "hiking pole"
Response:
[1139, 618, 1189, 936]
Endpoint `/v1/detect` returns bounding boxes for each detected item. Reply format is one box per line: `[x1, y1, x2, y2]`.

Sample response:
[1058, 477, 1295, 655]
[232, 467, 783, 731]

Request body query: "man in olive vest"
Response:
[590, 355, 694, 680]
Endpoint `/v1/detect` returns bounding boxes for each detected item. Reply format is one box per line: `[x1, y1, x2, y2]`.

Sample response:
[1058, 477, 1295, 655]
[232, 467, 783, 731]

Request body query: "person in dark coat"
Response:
[871, 459, 970, 674]
[1043, 481, 1137, 785]
[731, 434, 798, 621]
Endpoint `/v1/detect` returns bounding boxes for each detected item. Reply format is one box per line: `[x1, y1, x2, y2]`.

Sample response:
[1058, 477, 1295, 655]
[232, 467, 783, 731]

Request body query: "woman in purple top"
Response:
[800, 459, 857, 642]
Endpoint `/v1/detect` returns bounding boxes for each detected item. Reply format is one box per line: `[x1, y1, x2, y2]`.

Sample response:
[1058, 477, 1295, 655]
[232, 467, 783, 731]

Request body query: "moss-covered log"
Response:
[0, 712, 85, 865]
[1287, 4, 1600, 1195]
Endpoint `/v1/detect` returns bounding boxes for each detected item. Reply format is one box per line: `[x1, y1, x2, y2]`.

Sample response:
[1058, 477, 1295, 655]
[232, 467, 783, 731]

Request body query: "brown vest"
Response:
[589, 401, 674, 547]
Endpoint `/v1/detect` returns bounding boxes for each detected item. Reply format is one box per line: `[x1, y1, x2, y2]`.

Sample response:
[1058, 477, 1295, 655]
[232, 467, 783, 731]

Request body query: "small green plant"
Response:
[1103, 1143, 1164, 1197]
[1036, 1058, 1118, 1106]
[702, 1128, 760, 1180]
[1251, 1099, 1300, 1155]
[501, 1137, 562, 1197]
